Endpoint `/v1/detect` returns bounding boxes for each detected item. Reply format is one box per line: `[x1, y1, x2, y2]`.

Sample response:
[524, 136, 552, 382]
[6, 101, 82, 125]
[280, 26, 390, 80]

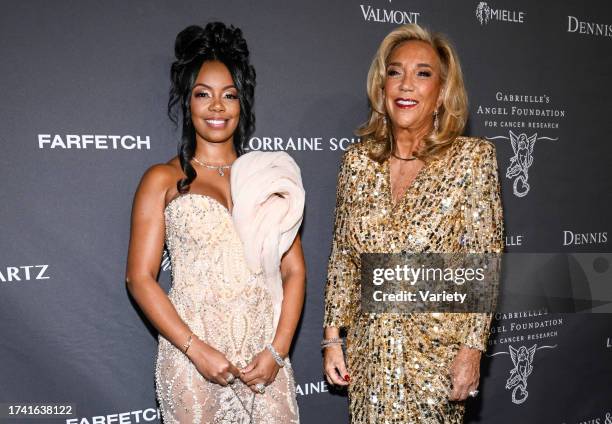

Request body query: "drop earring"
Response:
[433, 110, 439, 132]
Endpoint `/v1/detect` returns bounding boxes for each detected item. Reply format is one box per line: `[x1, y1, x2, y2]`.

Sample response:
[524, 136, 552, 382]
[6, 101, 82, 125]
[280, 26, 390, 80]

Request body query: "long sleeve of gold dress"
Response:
[324, 136, 504, 423]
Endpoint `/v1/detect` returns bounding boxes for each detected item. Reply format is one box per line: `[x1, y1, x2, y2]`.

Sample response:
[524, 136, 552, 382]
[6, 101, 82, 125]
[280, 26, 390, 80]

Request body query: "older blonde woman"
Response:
[322, 24, 504, 422]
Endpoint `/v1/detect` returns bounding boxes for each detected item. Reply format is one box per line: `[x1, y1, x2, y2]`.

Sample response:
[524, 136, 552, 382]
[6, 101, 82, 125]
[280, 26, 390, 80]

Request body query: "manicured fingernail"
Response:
[344, 374, 350, 382]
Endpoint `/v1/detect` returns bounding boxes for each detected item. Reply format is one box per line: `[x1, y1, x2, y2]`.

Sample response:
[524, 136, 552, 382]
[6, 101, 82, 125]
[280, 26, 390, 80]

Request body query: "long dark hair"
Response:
[168, 22, 256, 193]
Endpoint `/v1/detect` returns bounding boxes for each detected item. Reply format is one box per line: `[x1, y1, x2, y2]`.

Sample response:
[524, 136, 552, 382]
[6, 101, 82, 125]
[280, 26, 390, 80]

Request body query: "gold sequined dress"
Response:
[324, 137, 504, 423]
[155, 193, 300, 423]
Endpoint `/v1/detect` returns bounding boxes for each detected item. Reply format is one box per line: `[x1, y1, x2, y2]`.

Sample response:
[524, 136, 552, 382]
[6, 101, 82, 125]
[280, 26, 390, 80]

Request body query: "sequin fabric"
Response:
[155, 193, 300, 424]
[324, 137, 504, 423]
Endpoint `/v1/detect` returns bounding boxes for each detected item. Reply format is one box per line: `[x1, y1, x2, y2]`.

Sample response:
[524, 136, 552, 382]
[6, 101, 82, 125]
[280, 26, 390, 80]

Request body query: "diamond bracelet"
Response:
[265, 343, 286, 367]
[320, 337, 344, 349]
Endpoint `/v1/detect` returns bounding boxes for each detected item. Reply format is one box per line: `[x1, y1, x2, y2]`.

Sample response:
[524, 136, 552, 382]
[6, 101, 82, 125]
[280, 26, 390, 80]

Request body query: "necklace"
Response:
[391, 152, 417, 161]
[192, 156, 232, 176]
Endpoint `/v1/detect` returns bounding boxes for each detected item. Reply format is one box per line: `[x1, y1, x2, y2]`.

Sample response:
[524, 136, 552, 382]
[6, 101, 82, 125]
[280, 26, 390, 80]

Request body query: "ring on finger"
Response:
[468, 390, 479, 398]
[226, 374, 235, 385]
[255, 383, 266, 394]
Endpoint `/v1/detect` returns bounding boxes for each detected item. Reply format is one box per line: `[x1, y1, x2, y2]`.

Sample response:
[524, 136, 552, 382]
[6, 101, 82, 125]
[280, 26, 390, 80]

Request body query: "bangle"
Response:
[320, 337, 344, 349]
[182, 332, 195, 354]
[265, 343, 286, 367]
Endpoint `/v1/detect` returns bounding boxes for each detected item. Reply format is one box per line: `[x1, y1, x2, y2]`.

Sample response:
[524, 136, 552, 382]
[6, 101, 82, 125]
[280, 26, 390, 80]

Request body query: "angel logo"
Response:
[487, 131, 558, 197]
[476, 2, 491, 25]
[489, 343, 557, 404]
[505, 345, 535, 404]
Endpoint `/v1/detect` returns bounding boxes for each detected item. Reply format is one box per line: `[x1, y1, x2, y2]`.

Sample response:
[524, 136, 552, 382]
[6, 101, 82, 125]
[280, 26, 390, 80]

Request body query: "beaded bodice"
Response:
[155, 193, 299, 423]
[163, 193, 274, 366]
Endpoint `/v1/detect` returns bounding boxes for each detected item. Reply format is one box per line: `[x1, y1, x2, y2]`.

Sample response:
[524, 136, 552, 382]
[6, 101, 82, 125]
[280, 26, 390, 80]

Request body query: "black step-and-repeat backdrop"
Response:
[1, 1, 611, 423]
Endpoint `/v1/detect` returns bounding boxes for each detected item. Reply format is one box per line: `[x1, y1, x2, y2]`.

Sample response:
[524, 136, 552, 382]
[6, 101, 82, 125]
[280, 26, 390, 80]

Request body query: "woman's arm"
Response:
[457, 139, 504, 351]
[125, 164, 192, 349]
[240, 234, 306, 391]
[323, 149, 360, 387]
[449, 139, 504, 401]
[125, 164, 239, 385]
[272, 234, 306, 357]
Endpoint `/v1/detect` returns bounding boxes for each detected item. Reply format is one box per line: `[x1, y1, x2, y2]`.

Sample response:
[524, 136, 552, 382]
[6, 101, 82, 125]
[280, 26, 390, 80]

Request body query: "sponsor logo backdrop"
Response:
[1, 0, 611, 423]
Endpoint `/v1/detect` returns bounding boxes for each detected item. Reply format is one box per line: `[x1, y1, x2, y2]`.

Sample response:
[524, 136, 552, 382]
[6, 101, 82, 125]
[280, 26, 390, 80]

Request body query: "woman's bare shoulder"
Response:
[137, 157, 182, 197]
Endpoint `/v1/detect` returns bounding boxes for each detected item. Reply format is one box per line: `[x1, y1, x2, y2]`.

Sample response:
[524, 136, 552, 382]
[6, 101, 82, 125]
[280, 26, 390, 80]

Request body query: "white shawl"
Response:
[230, 151, 305, 330]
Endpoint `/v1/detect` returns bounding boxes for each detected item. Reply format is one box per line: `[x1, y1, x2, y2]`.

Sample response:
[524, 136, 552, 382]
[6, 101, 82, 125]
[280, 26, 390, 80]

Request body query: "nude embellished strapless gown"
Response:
[154, 193, 300, 424]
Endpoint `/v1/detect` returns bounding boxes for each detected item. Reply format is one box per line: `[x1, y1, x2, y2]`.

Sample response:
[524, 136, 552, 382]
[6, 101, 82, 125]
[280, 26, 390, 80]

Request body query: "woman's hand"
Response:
[448, 346, 482, 401]
[186, 337, 240, 386]
[240, 349, 281, 393]
[323, 344, 349, 387]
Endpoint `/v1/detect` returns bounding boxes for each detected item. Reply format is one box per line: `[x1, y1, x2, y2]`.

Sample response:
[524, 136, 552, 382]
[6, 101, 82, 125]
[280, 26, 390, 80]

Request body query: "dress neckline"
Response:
[385, 157, 433, 208]
[164, 193, 232, 215]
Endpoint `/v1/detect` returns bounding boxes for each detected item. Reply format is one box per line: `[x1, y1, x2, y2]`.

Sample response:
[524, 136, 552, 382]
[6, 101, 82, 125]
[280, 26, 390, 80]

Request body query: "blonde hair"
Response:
[357, 24, 468, 163]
